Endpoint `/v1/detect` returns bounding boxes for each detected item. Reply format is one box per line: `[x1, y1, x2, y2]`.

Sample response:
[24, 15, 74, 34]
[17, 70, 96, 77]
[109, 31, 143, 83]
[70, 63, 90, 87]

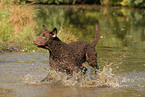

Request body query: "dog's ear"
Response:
[42, 25, 48, 31]
[51, 28, 57, 37]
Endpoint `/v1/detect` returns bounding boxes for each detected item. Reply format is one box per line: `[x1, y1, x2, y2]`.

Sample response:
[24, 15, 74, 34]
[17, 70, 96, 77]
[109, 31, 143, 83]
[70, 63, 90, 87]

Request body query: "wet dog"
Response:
[34, 24, 100, 82]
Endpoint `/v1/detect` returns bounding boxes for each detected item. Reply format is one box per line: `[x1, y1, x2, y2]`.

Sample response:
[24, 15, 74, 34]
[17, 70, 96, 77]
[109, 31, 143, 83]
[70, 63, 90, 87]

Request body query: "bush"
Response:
[0, 0, 27, 4]
[121, 0, 145, 7]
[100, 0, 122, 6]
[0, 3, 37, 51]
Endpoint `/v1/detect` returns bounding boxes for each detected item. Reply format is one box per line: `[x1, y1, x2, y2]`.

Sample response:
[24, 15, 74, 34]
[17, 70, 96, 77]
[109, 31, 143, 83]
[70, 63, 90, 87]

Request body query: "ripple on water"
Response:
[23, 64, 121, 88]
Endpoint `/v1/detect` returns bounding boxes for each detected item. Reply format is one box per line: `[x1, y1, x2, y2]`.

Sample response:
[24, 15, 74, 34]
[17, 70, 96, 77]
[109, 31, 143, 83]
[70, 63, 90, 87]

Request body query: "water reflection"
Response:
[0, 5, 145, 97]
[35, 5, 145, 73]
[36, 5, 145, 47]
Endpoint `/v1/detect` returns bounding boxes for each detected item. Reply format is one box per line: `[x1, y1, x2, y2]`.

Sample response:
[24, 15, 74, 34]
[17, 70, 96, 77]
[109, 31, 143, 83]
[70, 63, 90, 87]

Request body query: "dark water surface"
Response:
[0, 5, 145, 97]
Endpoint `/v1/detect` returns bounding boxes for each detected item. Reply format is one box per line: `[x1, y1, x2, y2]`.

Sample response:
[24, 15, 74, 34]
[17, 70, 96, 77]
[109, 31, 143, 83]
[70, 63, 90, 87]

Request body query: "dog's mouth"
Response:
[33, 39, 45, 47]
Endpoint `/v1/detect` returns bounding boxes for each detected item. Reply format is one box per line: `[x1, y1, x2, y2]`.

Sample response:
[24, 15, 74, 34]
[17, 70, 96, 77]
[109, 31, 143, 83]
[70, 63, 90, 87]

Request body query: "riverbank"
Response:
[0, 2, 79, 53]
[0, 3, 38, 52]
[0, 2, 144, 52]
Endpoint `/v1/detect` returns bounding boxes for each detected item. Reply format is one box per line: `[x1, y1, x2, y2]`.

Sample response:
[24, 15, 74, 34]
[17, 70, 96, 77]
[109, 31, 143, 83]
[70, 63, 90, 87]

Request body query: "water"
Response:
[0, 5, 145, 97]
[0, 52, 144, 97]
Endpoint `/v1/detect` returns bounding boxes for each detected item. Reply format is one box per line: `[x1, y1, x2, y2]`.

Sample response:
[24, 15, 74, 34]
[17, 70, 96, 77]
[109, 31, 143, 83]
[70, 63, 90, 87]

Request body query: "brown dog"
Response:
[34, 24, 99, 81]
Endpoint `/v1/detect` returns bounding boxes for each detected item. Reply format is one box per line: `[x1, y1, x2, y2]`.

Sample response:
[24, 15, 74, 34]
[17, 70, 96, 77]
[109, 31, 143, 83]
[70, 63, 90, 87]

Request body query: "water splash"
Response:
[23, 63, 121, 88]
[23, 68, 48, 85]
[118, 72, 145, 89]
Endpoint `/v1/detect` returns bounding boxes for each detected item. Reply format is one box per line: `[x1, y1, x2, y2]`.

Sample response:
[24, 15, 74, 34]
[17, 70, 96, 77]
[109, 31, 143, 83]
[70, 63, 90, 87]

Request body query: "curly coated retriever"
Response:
[34, 24, 100, 81]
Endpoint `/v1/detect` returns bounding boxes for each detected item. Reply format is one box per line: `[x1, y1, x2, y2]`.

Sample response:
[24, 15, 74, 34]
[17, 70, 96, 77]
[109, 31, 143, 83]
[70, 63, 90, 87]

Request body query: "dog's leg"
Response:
[81, 66, 88, 74]
[86, 47, 99, 71]
[41, 74, 52, 83]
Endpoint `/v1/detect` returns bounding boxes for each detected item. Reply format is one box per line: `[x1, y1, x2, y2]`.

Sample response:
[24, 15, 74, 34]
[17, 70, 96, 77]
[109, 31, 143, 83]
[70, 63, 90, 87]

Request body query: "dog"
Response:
[34, 24, 99, 81]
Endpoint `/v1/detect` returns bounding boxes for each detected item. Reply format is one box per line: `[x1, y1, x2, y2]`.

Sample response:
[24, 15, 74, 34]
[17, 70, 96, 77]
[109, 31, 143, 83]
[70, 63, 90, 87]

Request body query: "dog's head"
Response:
[34, 25, 57, 48]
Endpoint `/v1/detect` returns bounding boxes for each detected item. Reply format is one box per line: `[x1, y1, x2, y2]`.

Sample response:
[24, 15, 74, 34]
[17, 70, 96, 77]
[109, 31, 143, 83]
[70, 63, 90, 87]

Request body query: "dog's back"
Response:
[34, 24, 99, 75]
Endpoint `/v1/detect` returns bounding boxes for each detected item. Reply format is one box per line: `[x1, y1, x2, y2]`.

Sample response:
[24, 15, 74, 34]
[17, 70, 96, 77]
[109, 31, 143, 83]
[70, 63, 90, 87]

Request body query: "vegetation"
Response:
[1, 0, 144, 7]
[121, 0, 145, 7]
[0, 0, 144, 52]
[0, 2, 38, 52]
[34, 5, 145, 50]
[0, 2, 78, 52]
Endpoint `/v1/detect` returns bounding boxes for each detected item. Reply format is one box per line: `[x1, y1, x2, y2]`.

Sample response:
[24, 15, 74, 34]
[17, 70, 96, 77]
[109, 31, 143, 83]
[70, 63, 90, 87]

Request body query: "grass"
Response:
[0, 2, 78, 52]
[58, 27, 78, 44]
[0, 3, 37, 52]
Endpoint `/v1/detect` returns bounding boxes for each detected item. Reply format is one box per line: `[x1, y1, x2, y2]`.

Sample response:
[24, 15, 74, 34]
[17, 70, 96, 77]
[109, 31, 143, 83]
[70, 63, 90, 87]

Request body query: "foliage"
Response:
[0, 0, 144, 7]
[35, 6, 78, 43]
[0, 0, 100, 5]
[58, 28, 78, 44]
[0, 3, 37, 52]
[100, 0, 122, 6]
[27, 0, 99, 4]
[35, 5, 145, 49]
[0, 3, 78, 52]
[0, 1, 144, 52]
[99, 0, 145, 7]
[35, 6, 69, 32]
[0, 0, 27, 4]
[121, 0, 145, 7]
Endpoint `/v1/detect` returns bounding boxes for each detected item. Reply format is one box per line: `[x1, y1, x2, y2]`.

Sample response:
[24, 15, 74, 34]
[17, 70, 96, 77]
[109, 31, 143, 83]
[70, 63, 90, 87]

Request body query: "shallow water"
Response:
[0, 5, 145, 97]
[0, 52, 144, 97]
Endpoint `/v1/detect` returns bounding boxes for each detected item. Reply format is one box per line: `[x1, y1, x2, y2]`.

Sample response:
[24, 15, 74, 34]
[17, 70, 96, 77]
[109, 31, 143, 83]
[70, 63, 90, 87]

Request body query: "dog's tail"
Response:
[91, 23, 100, 47]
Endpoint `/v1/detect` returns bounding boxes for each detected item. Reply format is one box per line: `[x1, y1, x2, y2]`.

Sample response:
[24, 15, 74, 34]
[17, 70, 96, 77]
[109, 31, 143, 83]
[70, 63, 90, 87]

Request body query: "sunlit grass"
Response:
[0, 2, 78, 52]
[58, 27, 78, 44]
[0, 3, 38, 52]
[8, 4, 37, 34]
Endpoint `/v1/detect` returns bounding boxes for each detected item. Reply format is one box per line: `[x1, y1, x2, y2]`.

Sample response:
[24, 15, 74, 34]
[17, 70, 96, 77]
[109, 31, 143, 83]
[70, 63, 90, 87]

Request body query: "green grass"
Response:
[0, 3, 38, 52]
[0, 3, 78, 52]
